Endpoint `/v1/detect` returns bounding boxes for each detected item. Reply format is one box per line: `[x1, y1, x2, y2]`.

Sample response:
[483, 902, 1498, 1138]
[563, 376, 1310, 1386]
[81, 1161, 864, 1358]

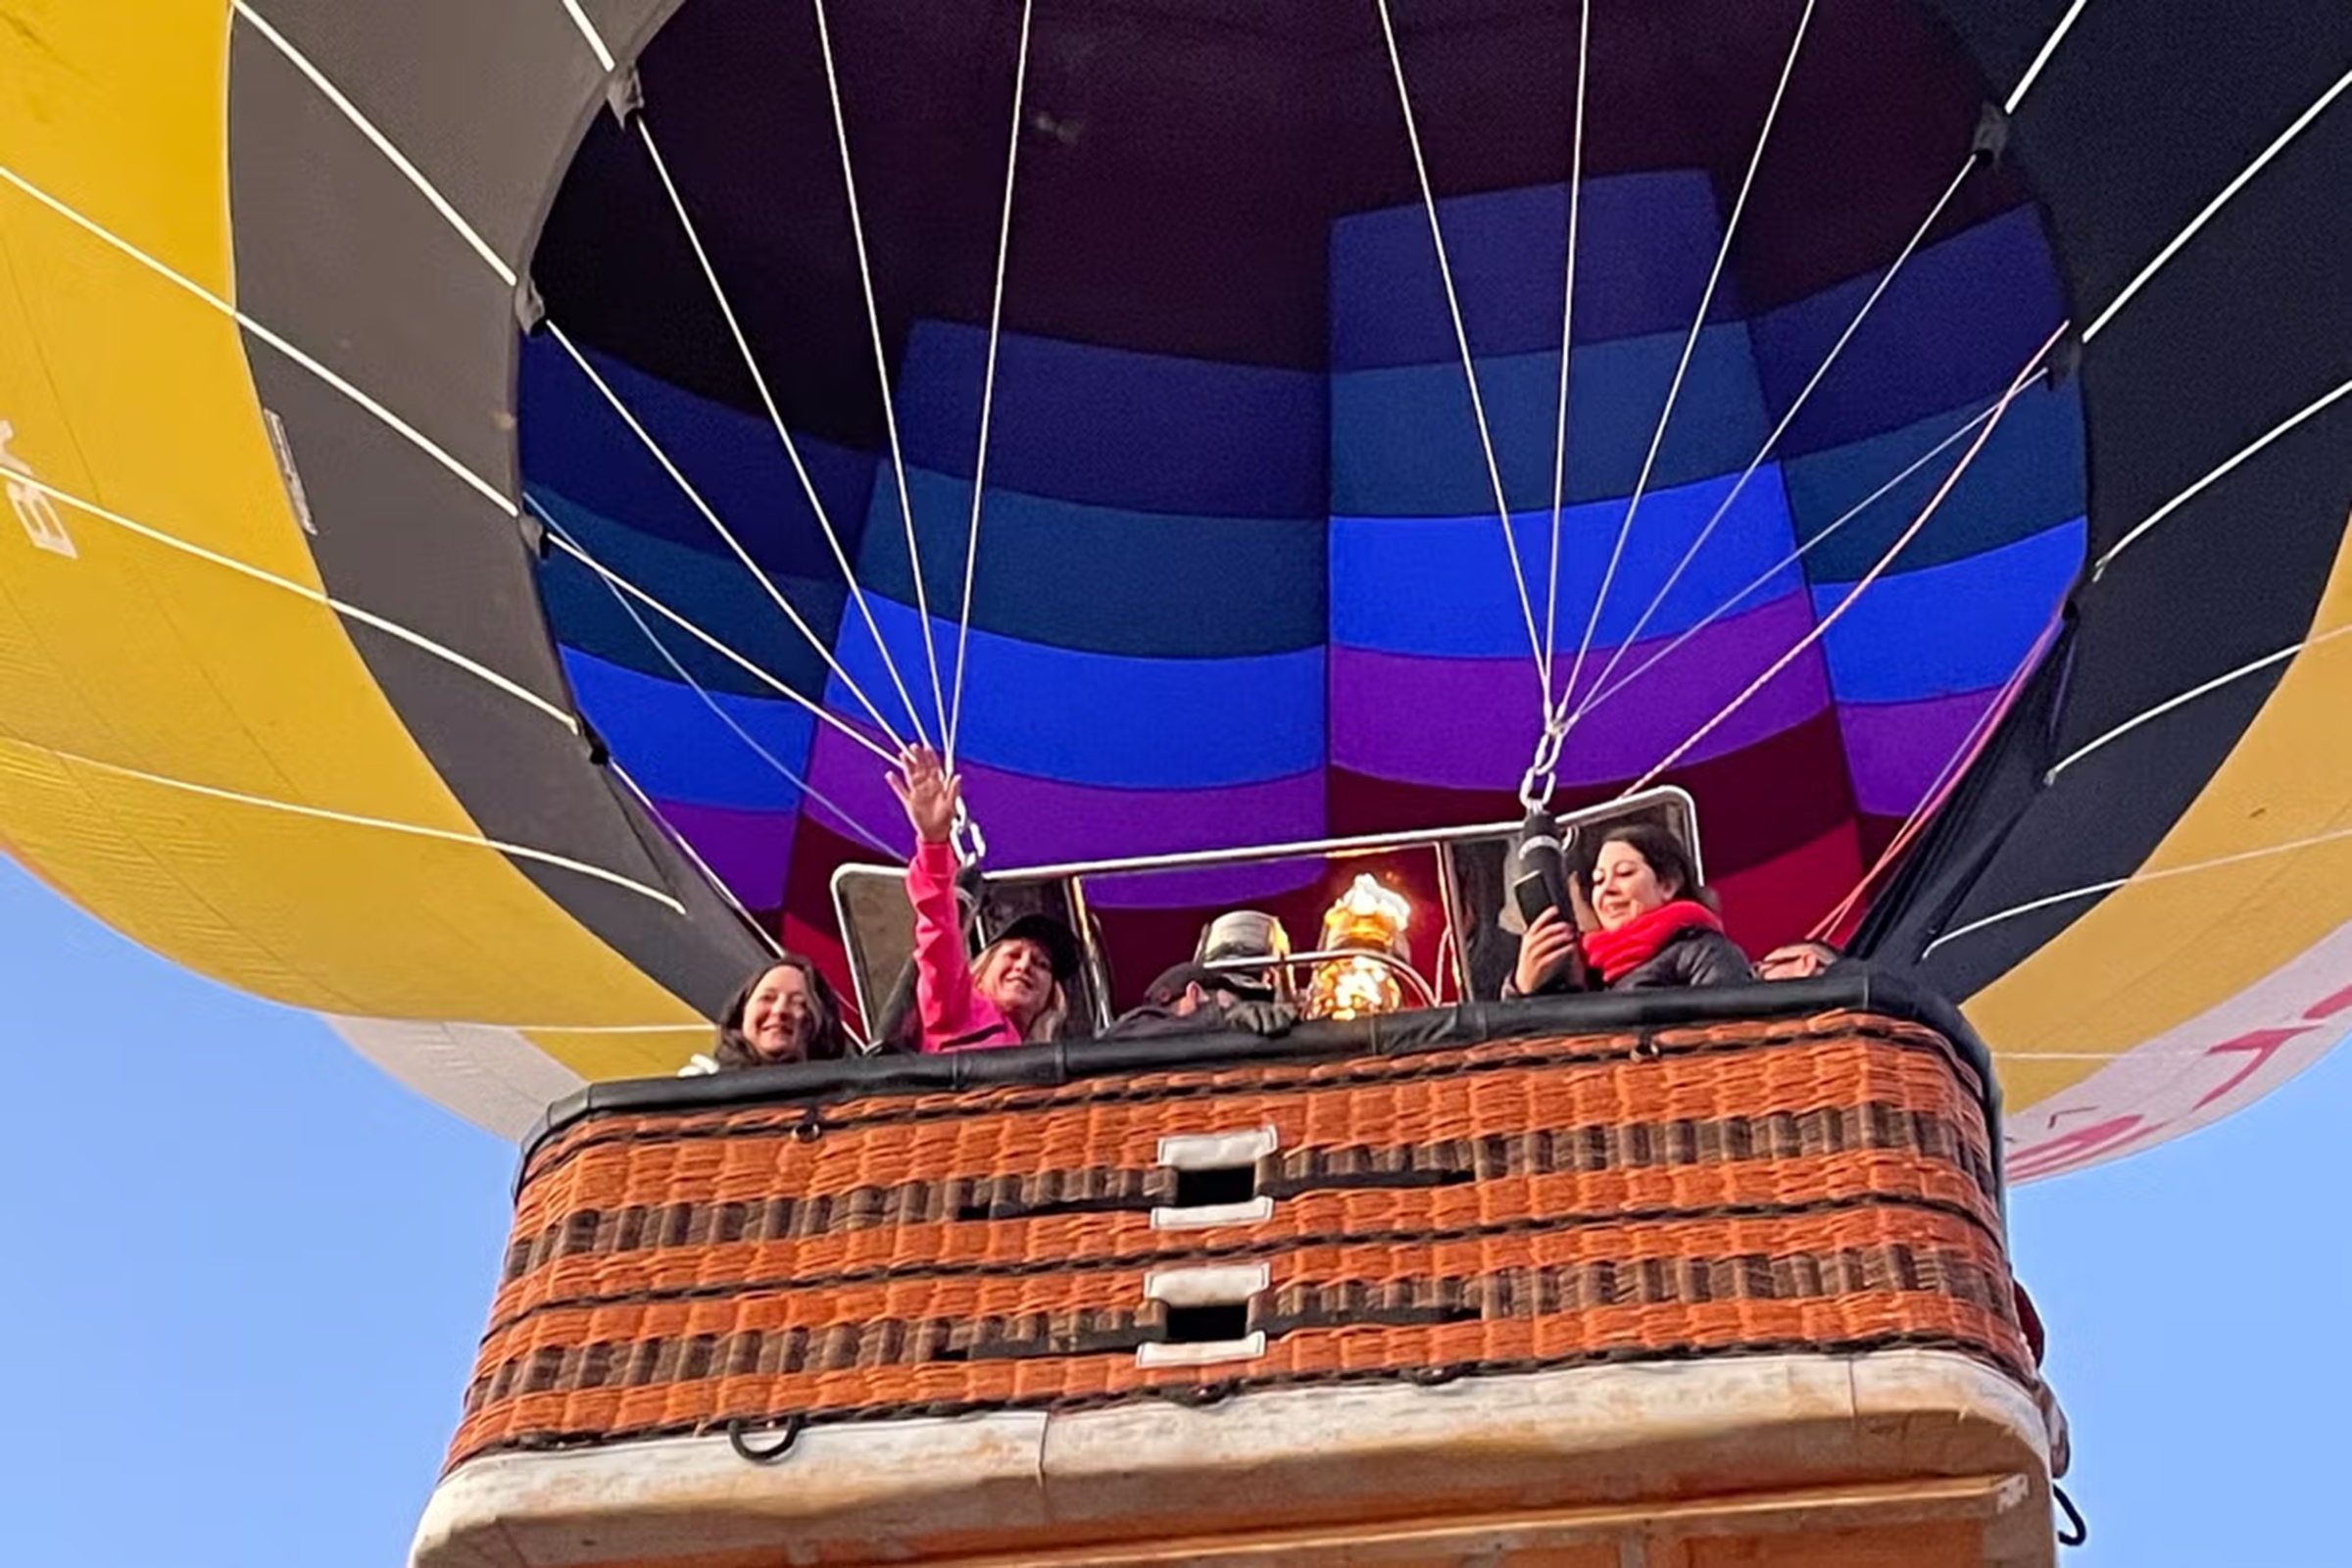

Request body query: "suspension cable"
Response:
[2002, 0, 2091, 116]
[2044, 621, 2352, 787]
[529, 500, 903, 858]
[539, 523, 897, 763]
[546, 320, 911, 749]
[945, 0, 1036, 775]
[1576, 386, 2022, 727]
[554, 0, 616, 73]
[2093, 373, 2352, 580]
[1371, 0, 1550, 703]
[633, 116, 933, 755]
[1627, 323, 2065, 795]
[221, 11, 944, 765]
[1923, 818, 2352, 961]
[810, 0, 950, 746]
[1567, 156, 1971, 731]
[233, 2, 514, 286]
[2083, 63, 2352, 346]
[1558, 0, 1817, 722]
[1807, 616, 2059, 941]
[609, 760, 787, 956]
[6, 459, 576, 731]
[16, 737, 684, 910]
[0, 162, 514, 518]
[1539, 0, 1593, 719]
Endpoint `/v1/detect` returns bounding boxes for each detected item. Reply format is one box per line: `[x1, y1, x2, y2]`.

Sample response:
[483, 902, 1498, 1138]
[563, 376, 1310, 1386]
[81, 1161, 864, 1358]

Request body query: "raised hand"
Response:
[886, 744, 961, 845]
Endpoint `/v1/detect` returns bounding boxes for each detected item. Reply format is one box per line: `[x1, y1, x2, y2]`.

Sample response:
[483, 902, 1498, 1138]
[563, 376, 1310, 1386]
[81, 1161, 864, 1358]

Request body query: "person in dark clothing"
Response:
[1104, 961, 1297, 1040]
[1513, 823, 1748, 994]
[707, 955, 851, 1068]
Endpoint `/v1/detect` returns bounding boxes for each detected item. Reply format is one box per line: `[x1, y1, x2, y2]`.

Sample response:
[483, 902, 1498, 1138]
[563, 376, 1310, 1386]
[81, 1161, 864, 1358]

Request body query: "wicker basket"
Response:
[451, 1004, 2026, 1473]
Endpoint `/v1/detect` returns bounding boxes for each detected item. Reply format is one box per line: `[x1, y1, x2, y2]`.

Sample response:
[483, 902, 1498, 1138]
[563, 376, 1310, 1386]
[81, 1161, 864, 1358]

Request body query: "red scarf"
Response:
[1582, 900, 1724, 984]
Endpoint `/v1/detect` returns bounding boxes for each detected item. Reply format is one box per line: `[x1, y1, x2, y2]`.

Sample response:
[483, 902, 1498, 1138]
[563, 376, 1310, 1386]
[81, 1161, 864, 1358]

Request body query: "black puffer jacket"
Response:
[1603, 926, 1753, 992]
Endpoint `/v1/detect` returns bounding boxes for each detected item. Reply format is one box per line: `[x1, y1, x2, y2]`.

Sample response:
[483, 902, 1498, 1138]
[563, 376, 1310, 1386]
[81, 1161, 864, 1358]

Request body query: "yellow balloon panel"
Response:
[0, 0, 233, 297]
[0, 5, 706, 1089]
[522, 1025, 718, 1084]
[0, 198, 322, 588]
[0, 734, 703, 1028]
[1978, 516, 2352, 1114]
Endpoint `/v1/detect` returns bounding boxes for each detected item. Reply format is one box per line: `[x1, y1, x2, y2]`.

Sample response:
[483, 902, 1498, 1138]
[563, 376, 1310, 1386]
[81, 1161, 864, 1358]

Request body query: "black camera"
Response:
[1510, 807, 1576, 931]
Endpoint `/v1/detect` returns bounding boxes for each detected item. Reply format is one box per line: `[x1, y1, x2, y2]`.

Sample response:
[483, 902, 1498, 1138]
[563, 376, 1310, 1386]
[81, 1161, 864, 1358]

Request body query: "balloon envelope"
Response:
[0, 1, 2345, 1171]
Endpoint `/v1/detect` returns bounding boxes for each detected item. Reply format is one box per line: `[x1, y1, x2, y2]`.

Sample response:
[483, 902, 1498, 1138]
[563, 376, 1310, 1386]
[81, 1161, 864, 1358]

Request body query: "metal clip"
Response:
[948, 797, 987, 869]
[726, 1414, 805, 1463]
[1518, 715, 1569, 810]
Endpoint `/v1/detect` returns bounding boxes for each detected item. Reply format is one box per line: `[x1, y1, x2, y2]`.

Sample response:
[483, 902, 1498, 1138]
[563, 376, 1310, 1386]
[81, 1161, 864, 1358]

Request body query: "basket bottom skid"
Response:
[413, 1348, 2053, 1567]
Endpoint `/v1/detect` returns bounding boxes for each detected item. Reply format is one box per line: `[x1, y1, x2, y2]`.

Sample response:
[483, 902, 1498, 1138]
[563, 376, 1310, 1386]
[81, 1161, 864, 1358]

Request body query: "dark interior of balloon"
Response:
[515, 0, 2085, 1013]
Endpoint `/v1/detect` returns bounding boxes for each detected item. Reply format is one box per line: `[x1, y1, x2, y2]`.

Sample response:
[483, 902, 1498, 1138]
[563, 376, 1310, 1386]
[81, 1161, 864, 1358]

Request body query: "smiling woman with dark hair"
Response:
[710, 956, 850, 1068]
[1513, 823, 1750, 996]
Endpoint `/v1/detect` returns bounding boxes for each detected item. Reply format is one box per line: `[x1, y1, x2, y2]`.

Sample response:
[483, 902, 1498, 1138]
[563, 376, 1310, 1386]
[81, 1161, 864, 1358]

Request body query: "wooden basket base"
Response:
[413, 1348, 2053, 1568]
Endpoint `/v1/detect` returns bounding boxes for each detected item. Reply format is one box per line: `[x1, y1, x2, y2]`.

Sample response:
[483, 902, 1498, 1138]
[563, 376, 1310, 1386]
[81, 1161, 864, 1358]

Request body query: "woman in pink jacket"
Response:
[887, 745, 1079, 1052]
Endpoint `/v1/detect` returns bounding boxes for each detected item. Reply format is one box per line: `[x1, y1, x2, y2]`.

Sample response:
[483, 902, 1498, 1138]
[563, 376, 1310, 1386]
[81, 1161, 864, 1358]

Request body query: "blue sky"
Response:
[0, 854, 2343, 1566]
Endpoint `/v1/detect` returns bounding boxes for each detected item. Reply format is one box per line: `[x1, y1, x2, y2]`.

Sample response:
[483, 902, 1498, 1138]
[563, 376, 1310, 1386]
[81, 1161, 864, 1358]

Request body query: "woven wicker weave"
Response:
[448, 1008, 2025, 1472]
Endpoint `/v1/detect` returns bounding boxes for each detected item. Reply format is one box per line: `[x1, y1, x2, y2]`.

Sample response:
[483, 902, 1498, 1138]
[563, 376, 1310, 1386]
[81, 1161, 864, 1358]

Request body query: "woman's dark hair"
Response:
[1581, 822, 1706, 906]
[711, 955, 850, 1068]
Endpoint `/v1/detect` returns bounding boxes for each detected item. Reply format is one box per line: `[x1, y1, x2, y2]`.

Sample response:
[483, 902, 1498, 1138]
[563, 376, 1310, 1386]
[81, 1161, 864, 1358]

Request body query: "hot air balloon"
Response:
[3, 0, 2347, 1563]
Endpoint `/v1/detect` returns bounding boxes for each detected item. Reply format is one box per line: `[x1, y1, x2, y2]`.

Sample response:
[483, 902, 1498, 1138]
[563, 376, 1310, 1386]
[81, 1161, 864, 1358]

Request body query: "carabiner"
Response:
[948, 797, 988, 869]
[1519, 716, 1569, 810]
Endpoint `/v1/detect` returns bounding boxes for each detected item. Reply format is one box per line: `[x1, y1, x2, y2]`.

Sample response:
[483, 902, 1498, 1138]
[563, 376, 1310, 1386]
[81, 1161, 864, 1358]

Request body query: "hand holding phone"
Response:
[1510, 808, 1584, 995]
[1513, 906, 1583, 996]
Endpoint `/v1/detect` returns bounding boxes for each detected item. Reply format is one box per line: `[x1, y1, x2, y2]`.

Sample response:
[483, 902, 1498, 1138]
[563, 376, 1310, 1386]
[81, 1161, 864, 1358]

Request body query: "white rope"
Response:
[545, 320, 912, 749]
[1540, 0, 1593, 717]
[1576, 385, 2023, 726]
[2044, 622, 2352, 786]
[2003, 0, 2094, 116]
[18, 740, 686, 911]
[2083, 63, 2352, 344]
[1807, 616, 2058, 941]
[1566, 157, 1972, 731]
[9, 463, 578, 730]
[538, 523, 897, 764]
[554, 0, 616, 73]
[1371, 0, 1549, 700]
[1922, 818, 2352, 960]
[810, 0, 948, 747]
[232, 2, 514, 286]
[632, 117, 932, 757]
[530, 499, 900, 858]
[608, 760, 786, 957]
[945, 0, 1036, 774]
[2093, 373, 2352, 579]
[1559, 0, 1818, 721]
[216, 7, 933, 790]
[1627, 324, 2064, 794]
[0, 163, 516, 518]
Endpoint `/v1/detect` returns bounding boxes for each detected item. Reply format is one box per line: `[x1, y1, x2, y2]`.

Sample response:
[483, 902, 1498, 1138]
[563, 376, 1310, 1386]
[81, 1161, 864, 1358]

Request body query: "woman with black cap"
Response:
[887, 745, 1081, 1052]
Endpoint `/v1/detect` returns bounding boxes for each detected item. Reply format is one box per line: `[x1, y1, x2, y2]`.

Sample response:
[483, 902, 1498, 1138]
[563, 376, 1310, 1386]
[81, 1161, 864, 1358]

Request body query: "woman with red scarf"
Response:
[1512, 823, 1750, 994]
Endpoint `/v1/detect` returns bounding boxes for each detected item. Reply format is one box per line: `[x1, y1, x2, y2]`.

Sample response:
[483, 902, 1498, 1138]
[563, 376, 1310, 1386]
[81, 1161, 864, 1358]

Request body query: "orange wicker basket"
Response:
[452, 982, 2026, 1473]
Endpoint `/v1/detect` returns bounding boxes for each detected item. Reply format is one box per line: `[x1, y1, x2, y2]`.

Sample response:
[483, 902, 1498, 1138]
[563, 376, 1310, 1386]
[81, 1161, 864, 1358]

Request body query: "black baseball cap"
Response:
[995, 912, 1083, 981]
[1146, 959, 1271, 1005]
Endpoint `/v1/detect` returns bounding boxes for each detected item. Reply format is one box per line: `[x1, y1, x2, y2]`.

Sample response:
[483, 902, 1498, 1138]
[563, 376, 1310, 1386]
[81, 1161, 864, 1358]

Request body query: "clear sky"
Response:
[0, 854, 2344, 1566]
